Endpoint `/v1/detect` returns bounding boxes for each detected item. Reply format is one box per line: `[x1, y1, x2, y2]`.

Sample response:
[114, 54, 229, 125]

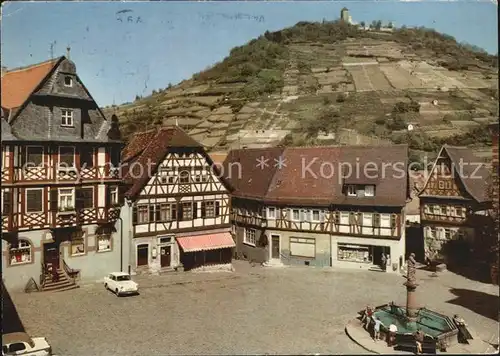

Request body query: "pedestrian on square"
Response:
[361, 305, 373, 329]
[381, 253, 387, 271]
[388, 324, 397, 347]
[414, 329, 424, 354]
[373, 316, 383, 341]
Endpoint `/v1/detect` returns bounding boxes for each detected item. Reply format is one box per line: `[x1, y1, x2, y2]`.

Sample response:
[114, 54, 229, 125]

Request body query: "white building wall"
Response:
[2, 223, 123, 292]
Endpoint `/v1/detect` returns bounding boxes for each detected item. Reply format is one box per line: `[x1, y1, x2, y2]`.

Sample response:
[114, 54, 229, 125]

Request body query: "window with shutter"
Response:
[84, 187, 95, 209]
[26, 146, 43, 167]
[172, 204, 177, 221]
[105, 186, 111, 208]
[80, 148, 94, 168]
[193, 202, 198, 219]
[149, 205, 156, 222]
[75, 188, 83, 210]
[200, 201, 206, 218]
[155, 204, 161, 221]
[49, 188, 58, 212]
[178, 203, 184, 220]
[133, 206, 138, 224]
[2, 191, 11, 216]
[58, 146, 75, 168]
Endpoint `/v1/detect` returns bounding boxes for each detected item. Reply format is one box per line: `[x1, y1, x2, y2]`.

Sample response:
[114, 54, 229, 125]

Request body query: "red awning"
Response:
[176, 232, 235, 253]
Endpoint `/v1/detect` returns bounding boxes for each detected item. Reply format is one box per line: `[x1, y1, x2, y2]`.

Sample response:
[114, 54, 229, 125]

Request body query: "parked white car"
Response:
[103, 272, 139, 296]
[2, 332, 51, 356]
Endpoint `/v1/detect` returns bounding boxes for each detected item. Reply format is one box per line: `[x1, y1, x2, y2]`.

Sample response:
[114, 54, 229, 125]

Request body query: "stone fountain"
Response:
[370, 253, 458, 349]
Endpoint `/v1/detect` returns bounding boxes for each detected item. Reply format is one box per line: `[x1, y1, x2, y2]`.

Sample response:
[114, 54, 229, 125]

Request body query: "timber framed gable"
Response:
[419, 147, 470, 200]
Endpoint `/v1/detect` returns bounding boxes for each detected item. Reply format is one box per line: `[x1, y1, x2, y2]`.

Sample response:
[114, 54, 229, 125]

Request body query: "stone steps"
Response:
[41, 269, 78, 292]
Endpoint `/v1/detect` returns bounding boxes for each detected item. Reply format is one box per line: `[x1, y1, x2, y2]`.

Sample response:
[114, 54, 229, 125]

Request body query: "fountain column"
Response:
[404, 253, 418, 321]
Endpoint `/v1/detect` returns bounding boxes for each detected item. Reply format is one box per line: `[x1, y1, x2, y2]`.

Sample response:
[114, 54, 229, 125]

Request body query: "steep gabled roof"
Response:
[444, 146, 491, 203]
[1, 58, 61, 111]
[222, 145, 408, 207]
[123, 126, 204, 199]
[419, 145, 491, 204]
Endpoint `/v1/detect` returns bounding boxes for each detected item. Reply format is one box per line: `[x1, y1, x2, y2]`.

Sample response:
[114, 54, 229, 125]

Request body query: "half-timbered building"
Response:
[418, 145, 491, 262]
[120, 126, 234, 274]
[1, 55, 123, 292]
[222, 145, 409, 273]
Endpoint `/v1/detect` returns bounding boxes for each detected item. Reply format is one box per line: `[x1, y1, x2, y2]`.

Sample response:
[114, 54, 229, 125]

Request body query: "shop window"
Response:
[71, 236, 85, 256]
[290, 237, 315, 258]
[9, 240, 32, 265]
[337, 243, 371, 263]
[97, 234, 112, 252]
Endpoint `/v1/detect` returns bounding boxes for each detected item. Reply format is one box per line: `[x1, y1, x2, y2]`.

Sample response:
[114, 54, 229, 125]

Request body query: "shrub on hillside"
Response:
[392, 101, 420, 114]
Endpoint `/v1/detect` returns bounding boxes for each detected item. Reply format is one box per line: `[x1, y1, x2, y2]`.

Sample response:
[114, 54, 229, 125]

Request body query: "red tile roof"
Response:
[222, 145, 409, 207]
[123, 126, 203, 198]
[1, 58, 60, 110]
[122, 129, 158, 162]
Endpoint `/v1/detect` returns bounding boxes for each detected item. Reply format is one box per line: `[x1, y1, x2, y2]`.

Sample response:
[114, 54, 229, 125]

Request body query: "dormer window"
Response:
[61, 109, 74, 127]
[346, 184, 375, 197]
[64, 76, 73, 87]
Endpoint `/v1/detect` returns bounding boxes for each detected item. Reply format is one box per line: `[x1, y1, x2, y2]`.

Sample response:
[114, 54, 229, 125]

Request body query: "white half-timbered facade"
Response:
[120, 126, 233, 274]
[1, 55, 124, 292]
[222, 145, 409, 273]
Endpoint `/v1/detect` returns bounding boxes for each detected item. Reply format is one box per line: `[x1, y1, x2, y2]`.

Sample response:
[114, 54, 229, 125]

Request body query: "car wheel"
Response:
[115, 288, 120, 296]
[104, 283, 108, 290]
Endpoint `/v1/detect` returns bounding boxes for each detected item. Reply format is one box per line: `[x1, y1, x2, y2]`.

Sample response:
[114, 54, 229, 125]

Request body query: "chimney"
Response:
[66, 46, 71, 60]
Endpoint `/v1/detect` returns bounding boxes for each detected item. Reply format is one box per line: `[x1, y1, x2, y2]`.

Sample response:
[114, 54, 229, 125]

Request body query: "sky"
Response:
[2, 0, 498, 107]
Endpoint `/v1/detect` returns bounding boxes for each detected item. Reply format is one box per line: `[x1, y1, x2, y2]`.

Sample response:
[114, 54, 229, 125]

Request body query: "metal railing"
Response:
[62, 259, 79, 282]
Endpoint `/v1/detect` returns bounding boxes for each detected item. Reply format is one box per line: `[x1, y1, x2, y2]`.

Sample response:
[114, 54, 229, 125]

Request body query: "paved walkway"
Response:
[10, 262, 498, 355]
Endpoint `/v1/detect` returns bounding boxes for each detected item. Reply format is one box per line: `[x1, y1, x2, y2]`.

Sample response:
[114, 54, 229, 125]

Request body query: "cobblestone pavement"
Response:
[10, 262, 499, 355]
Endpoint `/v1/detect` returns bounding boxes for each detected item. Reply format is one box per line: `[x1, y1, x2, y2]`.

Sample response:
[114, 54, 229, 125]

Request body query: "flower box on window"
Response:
[57, 206, 76, 214]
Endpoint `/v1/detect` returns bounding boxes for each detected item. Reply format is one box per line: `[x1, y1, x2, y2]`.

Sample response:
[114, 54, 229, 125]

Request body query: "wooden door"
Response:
[160, 246, 171, 267]
[137, 244, 149, 266]
[44, 243, 60, 269]
[271, 235, 280, 259]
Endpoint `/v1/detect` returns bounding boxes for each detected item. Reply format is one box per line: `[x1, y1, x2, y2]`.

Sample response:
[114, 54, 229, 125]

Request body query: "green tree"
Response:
[360, 21, 365, 28]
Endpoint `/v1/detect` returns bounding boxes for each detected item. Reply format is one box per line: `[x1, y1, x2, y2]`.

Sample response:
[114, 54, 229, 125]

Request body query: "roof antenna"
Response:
[66, 46, 71, 60]
[50, 41, 55, 60]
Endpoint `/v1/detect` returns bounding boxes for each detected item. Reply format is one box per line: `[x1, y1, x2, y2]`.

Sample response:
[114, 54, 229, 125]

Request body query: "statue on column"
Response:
[407, 252, 417, 285]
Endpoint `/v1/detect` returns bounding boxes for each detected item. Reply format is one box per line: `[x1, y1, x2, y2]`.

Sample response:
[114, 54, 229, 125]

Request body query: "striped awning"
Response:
[176, 232, 235, 253]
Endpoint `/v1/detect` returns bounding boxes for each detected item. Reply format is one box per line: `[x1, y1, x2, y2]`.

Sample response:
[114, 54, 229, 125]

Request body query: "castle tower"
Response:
[340, 7, 350, 22]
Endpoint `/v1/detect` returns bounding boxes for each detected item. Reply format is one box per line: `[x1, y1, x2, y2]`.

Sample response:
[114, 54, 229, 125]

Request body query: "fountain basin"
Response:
[373, 304, 458, 347]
